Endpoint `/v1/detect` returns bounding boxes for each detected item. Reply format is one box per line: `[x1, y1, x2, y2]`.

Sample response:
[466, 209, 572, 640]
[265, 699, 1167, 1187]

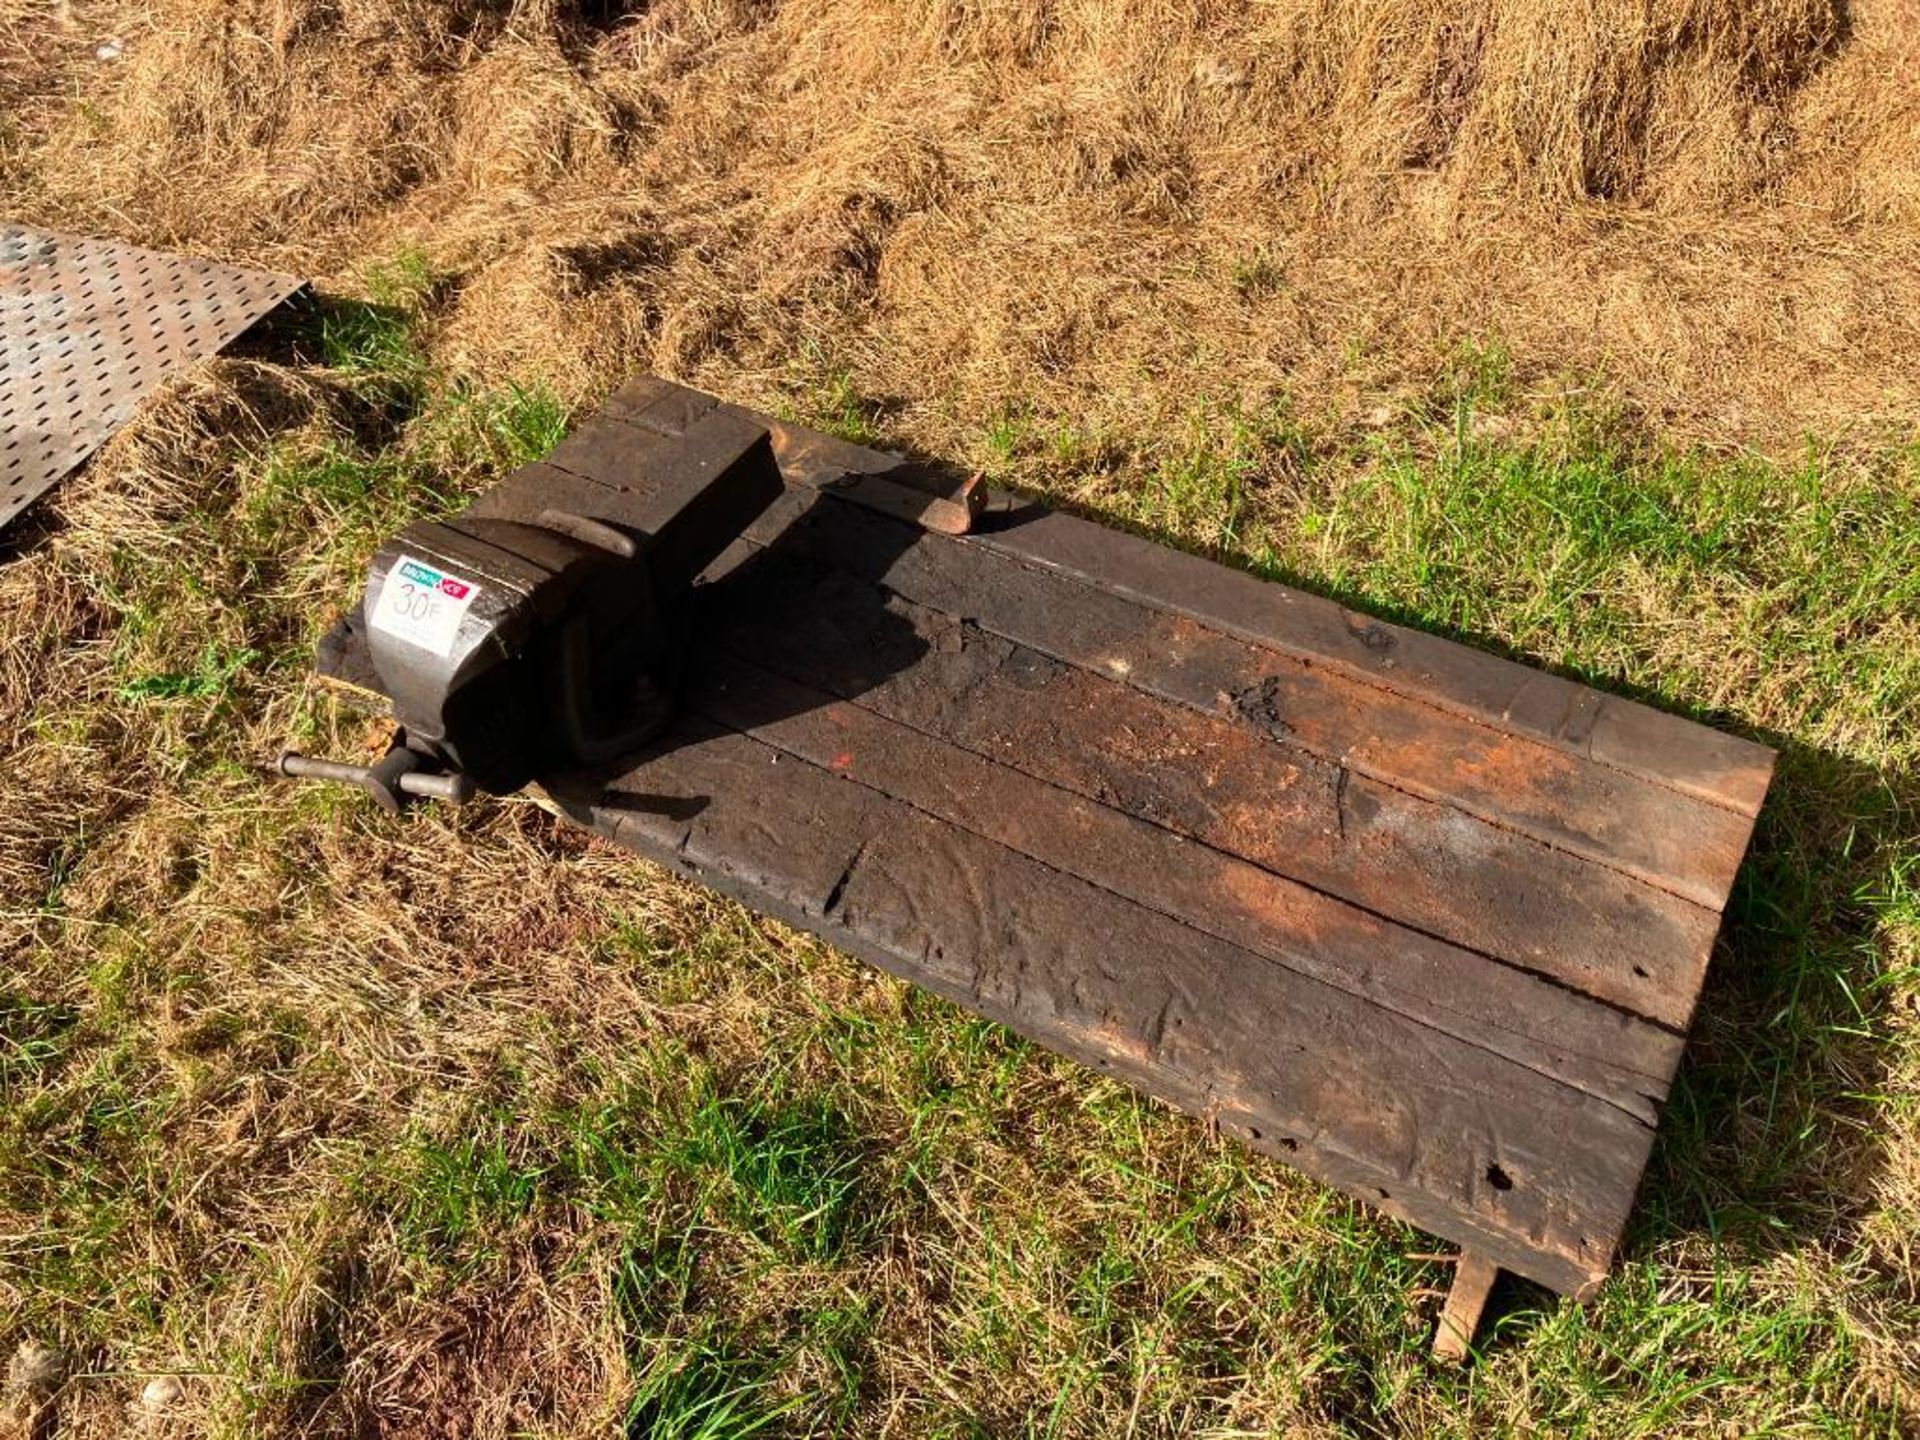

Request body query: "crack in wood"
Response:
[823, 840, 867, 920]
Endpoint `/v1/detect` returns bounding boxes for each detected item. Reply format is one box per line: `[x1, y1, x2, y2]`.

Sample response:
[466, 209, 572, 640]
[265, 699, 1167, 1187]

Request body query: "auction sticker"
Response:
[369, 554, 482, 657]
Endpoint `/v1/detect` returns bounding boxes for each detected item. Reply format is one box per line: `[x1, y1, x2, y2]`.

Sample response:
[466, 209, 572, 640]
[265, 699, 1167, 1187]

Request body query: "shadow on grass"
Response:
[1642, 738, 1911, 1249]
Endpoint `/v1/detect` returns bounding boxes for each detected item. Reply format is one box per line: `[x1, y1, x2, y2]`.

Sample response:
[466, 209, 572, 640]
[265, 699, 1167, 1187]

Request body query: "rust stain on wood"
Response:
[699, 546, 1723, 1029]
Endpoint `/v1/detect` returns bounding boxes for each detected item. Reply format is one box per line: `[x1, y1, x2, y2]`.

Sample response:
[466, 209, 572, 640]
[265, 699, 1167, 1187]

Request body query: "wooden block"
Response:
[551, 721, 1653, 1296]
[1434, 1253, 1501, 1363]
[685, 648, 1683, 1122]
[734, 491, 1759, 909]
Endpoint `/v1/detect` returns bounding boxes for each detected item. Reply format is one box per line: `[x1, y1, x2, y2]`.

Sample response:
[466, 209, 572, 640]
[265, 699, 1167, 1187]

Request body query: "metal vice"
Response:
[282, 404, 785, 809]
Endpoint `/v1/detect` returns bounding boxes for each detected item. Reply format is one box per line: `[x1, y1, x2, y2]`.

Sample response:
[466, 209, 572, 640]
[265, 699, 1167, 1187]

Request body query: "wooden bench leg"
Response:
[1432, 1252, 1499, 1363]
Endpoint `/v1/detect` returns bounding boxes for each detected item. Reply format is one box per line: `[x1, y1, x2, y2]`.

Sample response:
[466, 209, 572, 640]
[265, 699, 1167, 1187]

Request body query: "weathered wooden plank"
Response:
[554, 714, 881, 924]
[718, 491, 1754, 910]
[967, 507, 1776, 818]
[699, 540, 1721, 1029]
[546, 723, 1651, 1297]
[686, 646, 1683, 1121]
[599, 375, 1773, 818]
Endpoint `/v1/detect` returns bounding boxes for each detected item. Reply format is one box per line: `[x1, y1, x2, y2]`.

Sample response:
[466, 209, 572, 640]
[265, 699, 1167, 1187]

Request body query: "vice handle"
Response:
[278, 750, 476, 810]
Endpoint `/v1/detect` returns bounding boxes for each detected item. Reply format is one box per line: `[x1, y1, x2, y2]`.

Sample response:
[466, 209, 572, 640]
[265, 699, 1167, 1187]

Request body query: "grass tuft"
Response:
[116, 642, 259, 704]
[661, 1088, 867, 1264]
[624, 1334, 803, 1440]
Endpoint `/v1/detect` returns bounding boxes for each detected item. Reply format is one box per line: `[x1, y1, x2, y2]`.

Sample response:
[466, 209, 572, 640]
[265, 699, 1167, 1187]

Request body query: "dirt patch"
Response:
[337, 1239, 626, 1440]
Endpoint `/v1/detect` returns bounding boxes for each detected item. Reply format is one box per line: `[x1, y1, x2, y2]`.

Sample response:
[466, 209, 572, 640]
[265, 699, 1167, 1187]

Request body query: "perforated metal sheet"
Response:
[0, 223, 303, 530]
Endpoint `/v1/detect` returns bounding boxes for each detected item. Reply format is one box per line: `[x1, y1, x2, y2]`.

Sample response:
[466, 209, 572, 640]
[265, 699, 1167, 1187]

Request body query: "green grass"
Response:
[1230, 245, 1286, 301]
[626, 1334, 805, 1439]
[1, 305, 1914, 1435]
[116, 641, 260, 704]
[781, 342, 886, 445]
[659, 1088, 866, 1263]
[1284, 430, 1920, 742]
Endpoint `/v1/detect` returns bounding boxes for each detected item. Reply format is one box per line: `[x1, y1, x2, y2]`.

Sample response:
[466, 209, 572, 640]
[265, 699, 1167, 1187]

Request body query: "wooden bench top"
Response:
[330, 378, 1776, 1302]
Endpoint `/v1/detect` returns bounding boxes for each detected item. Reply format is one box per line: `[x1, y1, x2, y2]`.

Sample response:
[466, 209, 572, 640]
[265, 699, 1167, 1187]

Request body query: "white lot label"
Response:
[369, 554, 482, 657]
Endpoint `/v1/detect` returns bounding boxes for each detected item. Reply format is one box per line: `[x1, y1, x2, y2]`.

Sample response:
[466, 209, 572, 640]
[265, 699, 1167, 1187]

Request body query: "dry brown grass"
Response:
[6, 0, 1920, 451]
